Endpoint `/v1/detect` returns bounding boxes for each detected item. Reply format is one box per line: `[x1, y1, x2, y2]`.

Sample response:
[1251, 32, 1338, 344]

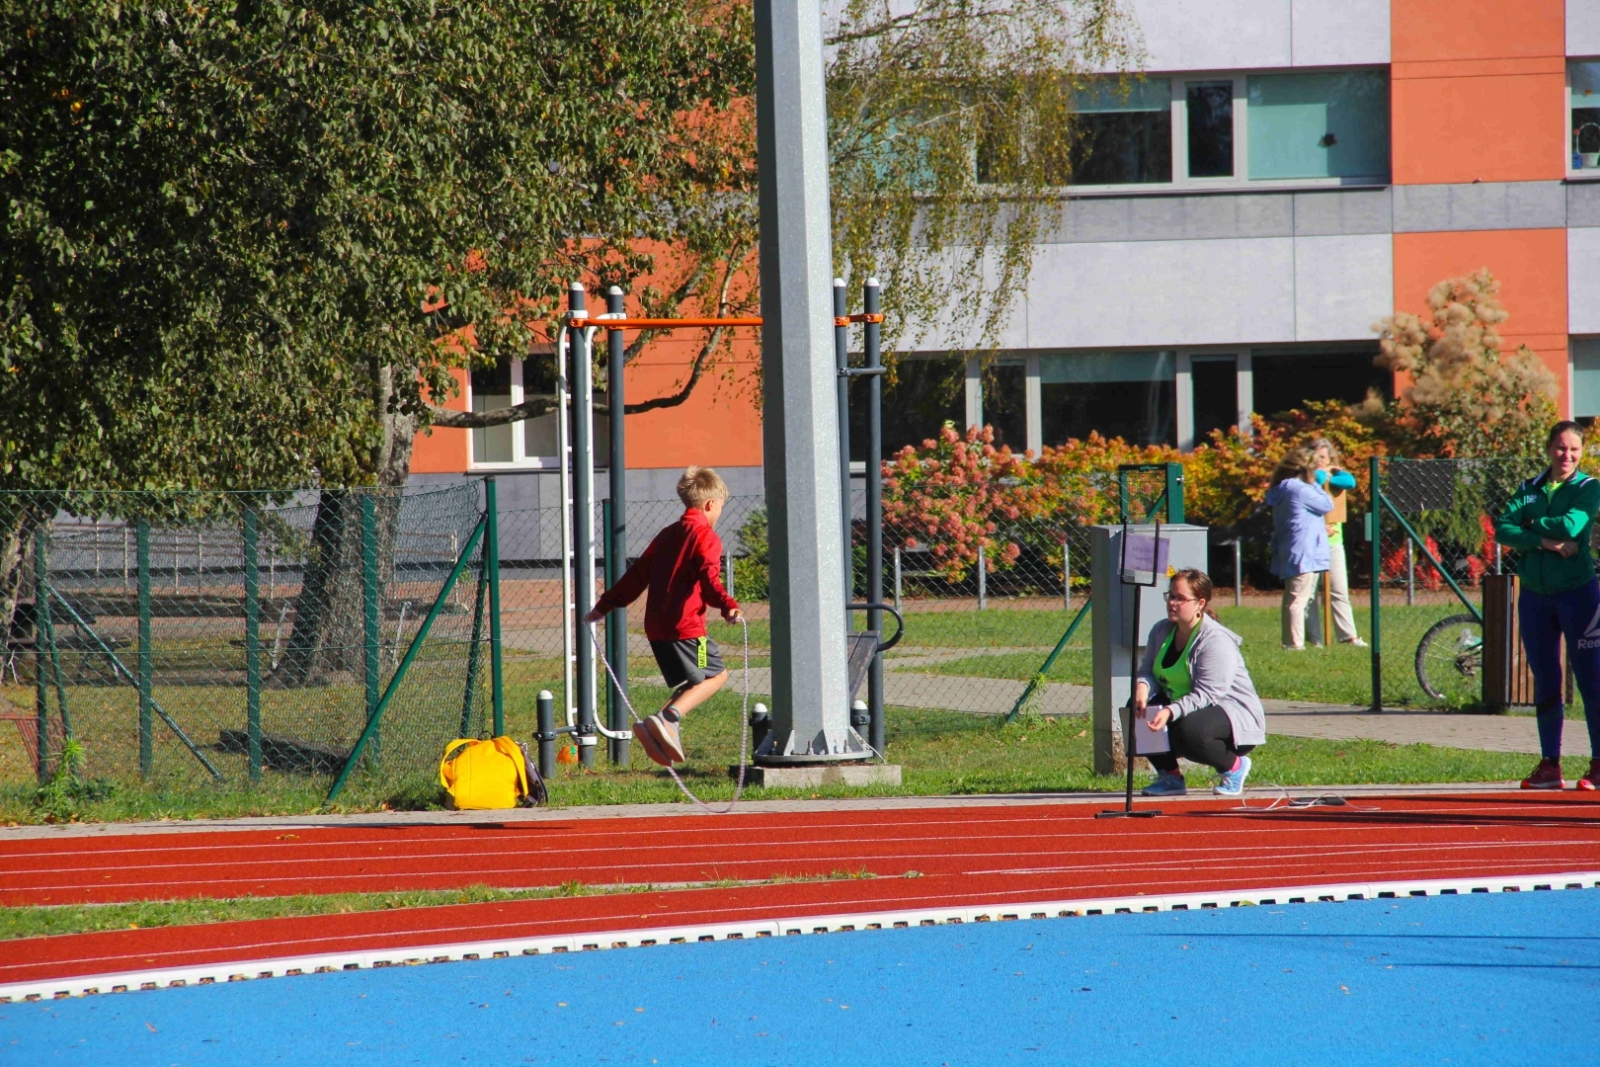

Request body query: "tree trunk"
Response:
[272, 368, 417, 687]
[0, 505, 39, 656]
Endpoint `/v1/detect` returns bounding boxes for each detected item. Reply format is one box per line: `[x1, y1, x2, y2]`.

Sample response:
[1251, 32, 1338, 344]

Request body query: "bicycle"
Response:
[1414, 613, 1483, 706]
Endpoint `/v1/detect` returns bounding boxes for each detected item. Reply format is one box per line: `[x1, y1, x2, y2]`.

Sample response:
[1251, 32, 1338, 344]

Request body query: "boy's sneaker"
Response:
[1141, 772, 1187, 797]
[632, 718, 668, 767]
[1521, 758, 1565, 790]
[1214, 755, 1252, 797]
[1576, 760, 1600, 792]
[639, 711, 686, 766]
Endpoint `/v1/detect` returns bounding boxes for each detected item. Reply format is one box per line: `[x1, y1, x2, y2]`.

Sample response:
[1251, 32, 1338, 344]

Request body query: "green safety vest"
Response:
[1152, 620, 1200, 702]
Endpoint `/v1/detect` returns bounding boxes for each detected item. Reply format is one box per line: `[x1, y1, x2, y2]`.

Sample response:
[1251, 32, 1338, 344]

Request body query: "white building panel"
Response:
[1291, 0, 1390, 67]
[1571, 2, 1600, 57]
[1293, 233, 1393, 341]
[1126, 0, 1292, 72]
[901, 252, 1031, 352]
[1026, 238, 1296, 348]
[1570, 228, 1600, 334]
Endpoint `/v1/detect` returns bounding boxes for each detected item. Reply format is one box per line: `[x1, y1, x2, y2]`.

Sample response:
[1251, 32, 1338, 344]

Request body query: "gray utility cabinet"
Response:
[1090, 524, 1209, 775]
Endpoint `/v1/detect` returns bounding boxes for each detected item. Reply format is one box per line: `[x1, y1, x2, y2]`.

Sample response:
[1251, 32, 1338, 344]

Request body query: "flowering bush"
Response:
[881, 424, 1028, 582]
[1381, 533, 1444, 590]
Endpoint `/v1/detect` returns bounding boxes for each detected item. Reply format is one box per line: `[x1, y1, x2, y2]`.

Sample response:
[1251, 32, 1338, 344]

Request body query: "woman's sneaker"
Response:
[1577, 760, 1600, 792]
[1521, 758, 1565, 790]
[1141, 772, 1186, 797]
[1214, 755, 1252, 796]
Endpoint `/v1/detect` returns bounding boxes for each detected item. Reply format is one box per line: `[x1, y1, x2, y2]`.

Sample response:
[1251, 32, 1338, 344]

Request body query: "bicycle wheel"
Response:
[1415, 613, 1485, 706]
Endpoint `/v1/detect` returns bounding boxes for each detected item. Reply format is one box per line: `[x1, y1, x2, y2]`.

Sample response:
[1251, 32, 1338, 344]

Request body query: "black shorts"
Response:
[649, 636, 726, 691]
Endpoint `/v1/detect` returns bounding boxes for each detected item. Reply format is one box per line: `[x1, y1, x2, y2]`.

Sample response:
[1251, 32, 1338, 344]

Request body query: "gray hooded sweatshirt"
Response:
[1136, 616, 1267, 746]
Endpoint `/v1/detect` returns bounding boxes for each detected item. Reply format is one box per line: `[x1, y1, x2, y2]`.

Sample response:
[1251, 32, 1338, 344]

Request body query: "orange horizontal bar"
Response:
[834, 313, 885, 327]
[571, 316, 763, 330]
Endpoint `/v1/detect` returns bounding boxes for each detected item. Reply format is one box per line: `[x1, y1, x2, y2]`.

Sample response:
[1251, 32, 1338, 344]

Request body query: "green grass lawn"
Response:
[0, 681, 1536, 823]
[901, 604, 1498, 709]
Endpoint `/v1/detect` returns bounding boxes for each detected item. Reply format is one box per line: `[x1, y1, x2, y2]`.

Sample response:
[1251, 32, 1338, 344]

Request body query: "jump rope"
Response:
[587, 618, 750, 814]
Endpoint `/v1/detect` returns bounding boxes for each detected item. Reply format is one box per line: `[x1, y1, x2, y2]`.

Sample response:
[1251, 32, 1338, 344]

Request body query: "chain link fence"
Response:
[1, 485, 489, 794]
[1373, 457, 1549, 709]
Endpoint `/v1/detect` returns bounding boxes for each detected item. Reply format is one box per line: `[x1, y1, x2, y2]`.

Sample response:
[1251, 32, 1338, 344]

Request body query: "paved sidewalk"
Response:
[1263, 701, 1592, 758]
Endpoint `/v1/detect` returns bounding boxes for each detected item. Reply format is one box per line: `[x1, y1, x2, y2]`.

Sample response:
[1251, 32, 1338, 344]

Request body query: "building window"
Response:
[1040, 351, 1176, 447]
[1250, 347, 1388, 419]
[1247, 71, 1390, 181]
[982, 363, 1029, 453]
[1185, 81, 1235, 178]
[1572, 62, 1600, 172]
[1573, 338, 1600, 417]
[468, 350, 608, 469]
[1069, 79, 1172, 185]
[1191, 357, 1240, 442]
[1055, 69, 1389, 190]
[849, 355, 966, 460]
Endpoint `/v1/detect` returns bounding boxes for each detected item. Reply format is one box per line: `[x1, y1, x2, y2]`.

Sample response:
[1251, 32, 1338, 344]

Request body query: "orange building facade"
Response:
[413, 0, 1600, 506]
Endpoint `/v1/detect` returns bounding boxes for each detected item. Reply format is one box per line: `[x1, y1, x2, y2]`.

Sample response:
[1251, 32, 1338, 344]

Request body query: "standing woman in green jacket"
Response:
[1493, 420, 1600, 790]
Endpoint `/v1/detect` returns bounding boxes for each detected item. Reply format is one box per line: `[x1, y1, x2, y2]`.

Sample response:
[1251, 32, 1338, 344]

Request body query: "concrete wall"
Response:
[1125, 0, 1389, 70]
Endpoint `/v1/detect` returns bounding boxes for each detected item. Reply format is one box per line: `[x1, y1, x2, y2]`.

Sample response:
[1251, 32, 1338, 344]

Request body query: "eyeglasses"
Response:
[1163, 593, 1200, 604]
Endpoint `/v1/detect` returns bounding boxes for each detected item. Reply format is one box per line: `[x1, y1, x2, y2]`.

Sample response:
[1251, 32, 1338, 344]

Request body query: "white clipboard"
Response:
[1128, 705, 1171, 755]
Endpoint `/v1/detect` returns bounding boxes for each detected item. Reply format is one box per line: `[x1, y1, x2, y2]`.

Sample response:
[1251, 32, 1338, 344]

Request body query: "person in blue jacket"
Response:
[1265, 445, 1331, 650]
[1492, 420, 1600, 791]
[1310, 438, 1364, 645]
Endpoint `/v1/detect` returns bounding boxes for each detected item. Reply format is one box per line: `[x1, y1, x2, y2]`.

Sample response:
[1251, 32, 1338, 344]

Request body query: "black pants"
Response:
[1147, 705, 1254, 775]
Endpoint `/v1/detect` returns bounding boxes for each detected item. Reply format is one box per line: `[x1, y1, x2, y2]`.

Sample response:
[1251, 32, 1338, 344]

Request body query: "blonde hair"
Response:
[1270, 445, 1318, 487]
[1306, 437, 1341, 466]
[677, 465, 729, 507]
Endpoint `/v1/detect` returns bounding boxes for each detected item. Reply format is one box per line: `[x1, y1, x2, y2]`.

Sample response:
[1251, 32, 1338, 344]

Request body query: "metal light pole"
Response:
[753, 0, 859, 762]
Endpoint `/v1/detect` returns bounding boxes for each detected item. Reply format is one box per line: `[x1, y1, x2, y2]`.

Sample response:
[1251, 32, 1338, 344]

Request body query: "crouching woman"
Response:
[1133, 569, 1267, 797]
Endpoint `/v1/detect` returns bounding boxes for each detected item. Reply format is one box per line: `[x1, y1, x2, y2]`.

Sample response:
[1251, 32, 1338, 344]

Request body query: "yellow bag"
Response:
[439, 736, 543, 810]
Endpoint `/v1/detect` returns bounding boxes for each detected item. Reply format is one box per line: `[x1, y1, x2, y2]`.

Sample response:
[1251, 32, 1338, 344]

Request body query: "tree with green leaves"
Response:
[0, 0, 753, 675]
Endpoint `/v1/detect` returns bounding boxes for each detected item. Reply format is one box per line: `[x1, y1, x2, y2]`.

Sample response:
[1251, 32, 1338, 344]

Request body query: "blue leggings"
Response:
[1518, 580, 1600, 759]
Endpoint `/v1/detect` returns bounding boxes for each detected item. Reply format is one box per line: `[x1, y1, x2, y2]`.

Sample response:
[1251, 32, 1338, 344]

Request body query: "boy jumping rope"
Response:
[584, 466, 743, 767]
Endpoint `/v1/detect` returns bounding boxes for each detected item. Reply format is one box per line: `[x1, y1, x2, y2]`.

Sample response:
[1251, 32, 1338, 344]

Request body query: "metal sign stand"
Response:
[1098, 520, 1163, 819]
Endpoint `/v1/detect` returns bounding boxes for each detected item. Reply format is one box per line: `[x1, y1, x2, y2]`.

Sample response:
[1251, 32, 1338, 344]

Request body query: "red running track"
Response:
[2, 792, 1598, 987]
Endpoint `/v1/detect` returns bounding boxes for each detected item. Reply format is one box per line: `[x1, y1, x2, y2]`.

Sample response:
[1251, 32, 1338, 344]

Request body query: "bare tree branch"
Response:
[427, 396, 558, 428]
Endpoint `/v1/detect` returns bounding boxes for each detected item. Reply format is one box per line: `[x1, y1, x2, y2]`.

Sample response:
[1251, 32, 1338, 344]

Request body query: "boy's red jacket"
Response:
[592, 507, 739, 640]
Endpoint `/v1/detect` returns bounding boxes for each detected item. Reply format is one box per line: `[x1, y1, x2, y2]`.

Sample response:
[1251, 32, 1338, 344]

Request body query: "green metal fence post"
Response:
[1165, 462, 1185, 524]
[1369, 457, 1382, 713]
[485, 477, 504, 737]
[32, 528, 49, 782]
[327, 517, 486, 802]
[361, 493, 381, 762]
[137, 518, 153, 777]
[460, 569, 488, 738]
[243, 506, 263, 781]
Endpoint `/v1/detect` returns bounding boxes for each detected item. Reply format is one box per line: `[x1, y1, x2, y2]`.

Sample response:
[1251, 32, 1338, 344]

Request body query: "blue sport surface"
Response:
[7, 890, 1598, 1066]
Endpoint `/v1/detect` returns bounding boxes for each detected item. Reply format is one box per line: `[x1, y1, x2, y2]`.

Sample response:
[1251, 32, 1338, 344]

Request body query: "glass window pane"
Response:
[1191, 358, 1238, 443]
[470, 360, 514, 464]
[1572, 64, 1600, 168]
[1069, 79, 1172, 185]
[983, 363, 1028, 453]
[1247, 71, 1390, 180]
[1573, 337, 1600, 417]
[1250, 348, 1388, 418]
[850, 357, 965, 460]
[1039, 351, 1175, 446]
[522, 352, 560, 460]
[1186, 81, 1234, 178]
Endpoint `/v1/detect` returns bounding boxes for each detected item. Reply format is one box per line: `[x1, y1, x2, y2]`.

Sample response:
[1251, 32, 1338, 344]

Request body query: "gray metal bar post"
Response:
[863, 278, 885, 755]
[361, 494, 381, 761]
[137, 518, 153, 778]
[606, 286, 630, 768]
[32, 528, 49, 781]
[486, 476, 505, 737]
[243, 506, 262, 780]
[834, 278, 852, 614]
[753, 0, 857, 762]
[536, 690, 557, 781]
[568, 284, 597, 766]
